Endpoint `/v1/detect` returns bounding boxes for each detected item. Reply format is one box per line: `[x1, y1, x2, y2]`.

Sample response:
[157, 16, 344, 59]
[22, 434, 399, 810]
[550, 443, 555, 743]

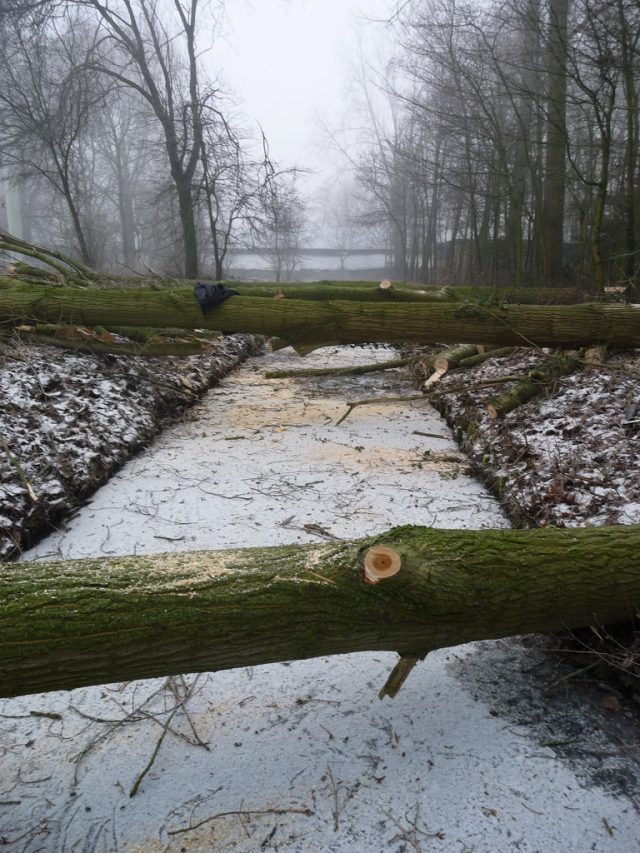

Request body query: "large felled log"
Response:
[432, 344, 481, 373]
[14, 326, 210, 358]
[2, 524, 640, 698]
[227, 283, 588, 304]
[2, 280, 640, 350]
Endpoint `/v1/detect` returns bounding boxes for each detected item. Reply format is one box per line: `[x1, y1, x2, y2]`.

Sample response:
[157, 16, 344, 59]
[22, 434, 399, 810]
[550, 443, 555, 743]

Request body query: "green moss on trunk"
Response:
[2, 525, 640, 697]
[2, 282, 640, 349]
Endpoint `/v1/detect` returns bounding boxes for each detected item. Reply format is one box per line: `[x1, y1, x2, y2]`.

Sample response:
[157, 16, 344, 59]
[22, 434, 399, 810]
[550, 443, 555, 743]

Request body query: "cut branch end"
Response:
[363, 545, 402, 585]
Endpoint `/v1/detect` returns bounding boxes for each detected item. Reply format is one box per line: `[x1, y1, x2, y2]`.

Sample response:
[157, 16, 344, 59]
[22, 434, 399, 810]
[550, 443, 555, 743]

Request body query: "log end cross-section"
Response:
[363, 545, 402, 584]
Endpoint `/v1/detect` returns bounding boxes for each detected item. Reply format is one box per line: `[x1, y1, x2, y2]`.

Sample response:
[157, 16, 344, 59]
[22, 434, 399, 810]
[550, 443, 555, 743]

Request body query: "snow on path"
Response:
[23, 345, 503, 560]
[2, 346, 639, 852]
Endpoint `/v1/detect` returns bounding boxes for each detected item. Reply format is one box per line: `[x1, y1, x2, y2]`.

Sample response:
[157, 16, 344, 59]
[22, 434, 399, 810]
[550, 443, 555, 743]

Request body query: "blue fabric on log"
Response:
[194, 283, 239, 315]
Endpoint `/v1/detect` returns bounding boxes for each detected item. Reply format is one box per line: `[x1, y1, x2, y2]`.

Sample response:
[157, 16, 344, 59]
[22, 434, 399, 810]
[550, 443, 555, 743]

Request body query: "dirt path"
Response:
[2, 346, 639, 852]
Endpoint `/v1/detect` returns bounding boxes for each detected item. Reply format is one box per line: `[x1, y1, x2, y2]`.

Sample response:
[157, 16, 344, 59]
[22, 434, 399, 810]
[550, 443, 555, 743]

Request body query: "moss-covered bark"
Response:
[3, 524, 640, 697]
[2, 281, 640, 350]
[486, 352, 581, 418]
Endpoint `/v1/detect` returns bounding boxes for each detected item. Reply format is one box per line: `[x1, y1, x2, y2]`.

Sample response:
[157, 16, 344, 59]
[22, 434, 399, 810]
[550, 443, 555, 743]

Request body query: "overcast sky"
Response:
[216, 0, 393, 181]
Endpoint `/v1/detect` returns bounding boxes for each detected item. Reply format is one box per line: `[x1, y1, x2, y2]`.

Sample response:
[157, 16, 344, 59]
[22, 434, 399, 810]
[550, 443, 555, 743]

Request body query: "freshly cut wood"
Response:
[433, 344, 481, 373]
[584, 345, 607, 366]
[4, 281, 640, 350]
[363, 545, 402, 584]
[422, 367, 447, 389]
[3, 524, 640, 698]
[486, 352, 580, 419]
[422, 343, 484, 389]
[264, 357, 409, 379]
[458, 347, 516, 369]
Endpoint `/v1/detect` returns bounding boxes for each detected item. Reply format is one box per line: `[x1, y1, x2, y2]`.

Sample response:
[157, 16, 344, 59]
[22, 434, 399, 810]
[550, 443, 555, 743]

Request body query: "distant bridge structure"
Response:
[225, 247, 391, 281]
[226, 247, 389, 258]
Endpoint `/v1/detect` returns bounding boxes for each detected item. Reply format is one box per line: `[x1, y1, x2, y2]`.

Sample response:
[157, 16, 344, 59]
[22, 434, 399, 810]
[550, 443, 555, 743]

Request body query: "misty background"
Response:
[1, 0, 638, 287]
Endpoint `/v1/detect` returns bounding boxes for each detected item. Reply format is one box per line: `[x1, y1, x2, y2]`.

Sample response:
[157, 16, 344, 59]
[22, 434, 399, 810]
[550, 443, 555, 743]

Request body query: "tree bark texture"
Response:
[224, 283, 586, 304]
[541, 0, 569, 287]
[2, 281, 640, 349]
[2, 524, 640, 698]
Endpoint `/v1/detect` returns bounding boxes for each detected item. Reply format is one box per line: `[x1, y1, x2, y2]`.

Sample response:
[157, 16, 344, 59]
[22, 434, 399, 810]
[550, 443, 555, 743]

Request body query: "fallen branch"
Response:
[16, 330, 209, 358]
[422, 344, 481, 389]
[336, 394, 426, 425]
[168, 806, 314, 837]
[432, 344, 481, 373]
[458, 347, 516, 369]
[3, 524, 640, 698]
[486, 352, 581, 419]
[264, 357, 409, 379]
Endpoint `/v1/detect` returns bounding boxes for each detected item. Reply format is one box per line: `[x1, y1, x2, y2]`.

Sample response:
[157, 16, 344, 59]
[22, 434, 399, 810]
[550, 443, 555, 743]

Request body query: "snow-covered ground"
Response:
[0, 335, 259, 558]
[413, 347, 640, 529]
[2, 346, 639, 852]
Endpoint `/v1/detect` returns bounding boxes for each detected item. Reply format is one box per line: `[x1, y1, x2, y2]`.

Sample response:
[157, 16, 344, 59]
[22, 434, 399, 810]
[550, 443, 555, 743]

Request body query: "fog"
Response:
[1, 0, 637, 289]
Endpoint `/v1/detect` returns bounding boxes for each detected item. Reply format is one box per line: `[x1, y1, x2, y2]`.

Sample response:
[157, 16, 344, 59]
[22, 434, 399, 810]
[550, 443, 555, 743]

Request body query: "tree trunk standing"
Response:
[173, 171, 199, 279]
[618, 0, 638, 283]
[83, 0, 204, 280]
[591, 109, 614, 291]
[2, 525, 640, 698]
[541, 0, 569, 287]
[64, 188, 93, 268]
[114, 144, 137, 268]
[3, 281, 640, 348]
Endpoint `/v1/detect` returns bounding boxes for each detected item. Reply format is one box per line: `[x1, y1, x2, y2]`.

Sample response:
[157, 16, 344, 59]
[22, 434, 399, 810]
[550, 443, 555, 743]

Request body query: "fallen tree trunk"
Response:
[14, 325, 210, 358]
[433, 344, 481, 373]
[486, 352, 581, 419]
[231, 283, 448, 302]
[2, 524, 640, 698]
[2, 281, 640, 349]
[227, 283, 587, 304]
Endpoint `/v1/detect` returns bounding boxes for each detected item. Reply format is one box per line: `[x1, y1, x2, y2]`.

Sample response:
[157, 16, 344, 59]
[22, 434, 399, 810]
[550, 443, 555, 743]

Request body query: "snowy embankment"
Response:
[410, 347, 640, 529]
[0, 334, 260, 558]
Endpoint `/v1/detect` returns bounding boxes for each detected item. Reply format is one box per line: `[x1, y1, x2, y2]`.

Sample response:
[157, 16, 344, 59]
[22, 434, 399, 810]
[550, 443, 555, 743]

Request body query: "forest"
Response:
[2, 0, 638, 293]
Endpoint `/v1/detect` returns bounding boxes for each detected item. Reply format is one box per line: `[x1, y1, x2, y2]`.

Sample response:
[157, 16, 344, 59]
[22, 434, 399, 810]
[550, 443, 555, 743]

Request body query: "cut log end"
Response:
[363, 545, 402, 584]
[379, 279, 393, 292]
[584, 345, 607, 366]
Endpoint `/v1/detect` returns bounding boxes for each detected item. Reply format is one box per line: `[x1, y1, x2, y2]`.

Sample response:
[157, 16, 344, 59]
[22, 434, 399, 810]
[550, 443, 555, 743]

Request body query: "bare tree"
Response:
[0, 10, 107, 264]
[79, 0, 219, 277]
[253, 142, 306, 282]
